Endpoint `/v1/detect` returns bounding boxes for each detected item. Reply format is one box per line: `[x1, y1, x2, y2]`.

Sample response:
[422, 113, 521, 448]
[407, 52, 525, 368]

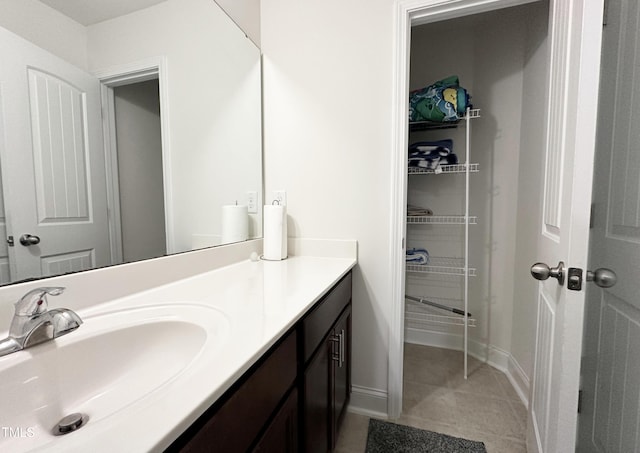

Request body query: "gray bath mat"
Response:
[365, 418, 487, 453]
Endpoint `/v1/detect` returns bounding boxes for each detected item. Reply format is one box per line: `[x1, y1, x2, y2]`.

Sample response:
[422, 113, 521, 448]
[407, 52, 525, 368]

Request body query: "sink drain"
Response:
[53, 413, 89, 436]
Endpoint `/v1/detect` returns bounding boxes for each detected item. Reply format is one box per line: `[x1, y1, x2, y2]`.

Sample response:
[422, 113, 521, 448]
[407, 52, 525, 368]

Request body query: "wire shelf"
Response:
[405, 311, 477, 328]
[408, 109, 481, 132]
[466, 108, 481, 119]
[409, 120, 459, 131]
[407, 215, 477, 225]
[406, 256, 476, 276]
[408, 163, 479, 175]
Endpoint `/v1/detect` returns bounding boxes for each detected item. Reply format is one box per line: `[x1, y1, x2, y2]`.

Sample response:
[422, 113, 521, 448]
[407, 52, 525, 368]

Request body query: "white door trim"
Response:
[388, 0, 553, 419]
[100, 85, 123, 264]
[94, 57, 175, 257]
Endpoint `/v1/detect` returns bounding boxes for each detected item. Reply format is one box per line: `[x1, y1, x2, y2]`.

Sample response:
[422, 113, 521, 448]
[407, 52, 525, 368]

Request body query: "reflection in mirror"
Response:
[0, 0, 262, 286]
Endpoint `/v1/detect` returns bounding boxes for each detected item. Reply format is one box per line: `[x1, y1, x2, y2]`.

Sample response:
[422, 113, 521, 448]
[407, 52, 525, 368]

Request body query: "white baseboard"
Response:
[507, 354, 531, 406]
[405, 327, 509, 369]
[405, 328, 530, 407]
[347, 385, 388, 419]
[405, 327, 463, 351]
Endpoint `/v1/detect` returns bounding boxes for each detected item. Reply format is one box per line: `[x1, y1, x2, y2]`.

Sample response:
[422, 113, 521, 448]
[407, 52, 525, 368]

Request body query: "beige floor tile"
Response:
[481, 435, 528, 453]
[404, 343, 479, 366]
[403, 354, 458, 387]
[334, 412, 370, 453]
[395, 414, 461, 438]
[404, 343, 443, 360]
[447, 364, 507, 399]
[508, 399, 528, 432]
[336, 345, 528, 451]
[402, 381, 459, 425]
[453, 392, 526, 440]
[490, 367, 526, 403]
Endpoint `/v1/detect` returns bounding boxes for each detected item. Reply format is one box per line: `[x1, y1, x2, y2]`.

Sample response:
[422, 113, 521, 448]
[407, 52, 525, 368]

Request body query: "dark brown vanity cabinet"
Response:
[301, 273, 352, 453]
[253, 387, 298, 452]
[330, 307, 351, 447]
[167, 331, 298, 453]
[166, 271, 352, 453]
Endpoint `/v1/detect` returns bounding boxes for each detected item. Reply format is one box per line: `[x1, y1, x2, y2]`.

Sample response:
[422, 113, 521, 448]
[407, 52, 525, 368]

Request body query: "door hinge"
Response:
[590, 203, 595, 229]
[603, 0, 609, 26]
[578, 389, 583, 413]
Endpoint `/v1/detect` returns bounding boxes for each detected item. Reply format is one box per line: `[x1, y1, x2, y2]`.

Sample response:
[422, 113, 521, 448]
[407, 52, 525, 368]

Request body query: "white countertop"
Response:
[30, 254, 356, 452]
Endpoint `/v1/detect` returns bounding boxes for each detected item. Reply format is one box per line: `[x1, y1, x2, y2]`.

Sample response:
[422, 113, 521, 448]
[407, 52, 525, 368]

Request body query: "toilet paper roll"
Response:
[221, 205, 248, 244]
[263, 204, 287, 260]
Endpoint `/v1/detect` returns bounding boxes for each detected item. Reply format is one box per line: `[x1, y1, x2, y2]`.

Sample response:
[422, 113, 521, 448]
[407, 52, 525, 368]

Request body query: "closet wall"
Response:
[405, 1, 549, 389]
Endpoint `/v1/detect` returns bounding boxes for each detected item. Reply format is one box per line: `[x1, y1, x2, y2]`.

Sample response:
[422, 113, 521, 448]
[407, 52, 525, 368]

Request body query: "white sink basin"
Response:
[0, 303, 229, 452]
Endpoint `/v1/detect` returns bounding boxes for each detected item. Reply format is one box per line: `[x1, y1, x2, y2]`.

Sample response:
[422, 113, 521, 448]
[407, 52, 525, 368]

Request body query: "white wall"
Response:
[215, 0, 261, 47]
[87, 0, 262, 253]
[262, 0, 395, 407]
[0, 0, 88, 70]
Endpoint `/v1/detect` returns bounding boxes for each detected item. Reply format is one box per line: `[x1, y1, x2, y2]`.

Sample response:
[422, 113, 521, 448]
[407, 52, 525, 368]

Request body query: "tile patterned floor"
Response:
[335, 344, 528, 453]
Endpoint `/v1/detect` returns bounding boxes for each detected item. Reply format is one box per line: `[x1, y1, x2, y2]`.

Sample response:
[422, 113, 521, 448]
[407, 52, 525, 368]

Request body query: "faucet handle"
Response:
[15, 287, 65, 316]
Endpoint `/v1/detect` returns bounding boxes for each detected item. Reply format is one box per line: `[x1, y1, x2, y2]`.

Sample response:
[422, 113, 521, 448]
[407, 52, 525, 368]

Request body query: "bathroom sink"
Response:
[0, 303, 230, 452]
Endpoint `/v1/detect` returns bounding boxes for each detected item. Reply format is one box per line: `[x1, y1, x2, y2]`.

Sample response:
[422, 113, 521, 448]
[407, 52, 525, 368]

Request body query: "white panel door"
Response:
[0, 26, 110, 281]
[527, 0, 605, 452]
[578, 0, 640, 450]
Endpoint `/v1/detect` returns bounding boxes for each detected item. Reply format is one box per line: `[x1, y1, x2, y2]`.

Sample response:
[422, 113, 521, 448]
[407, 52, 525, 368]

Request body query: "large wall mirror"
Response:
[0, 0, 262, 286]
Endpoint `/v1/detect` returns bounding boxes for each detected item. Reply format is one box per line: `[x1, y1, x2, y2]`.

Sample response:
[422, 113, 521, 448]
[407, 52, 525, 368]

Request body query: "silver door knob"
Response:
[531, 261, 565, 286]
[586, 268, 617, 288]
[19, 234, 40, 246]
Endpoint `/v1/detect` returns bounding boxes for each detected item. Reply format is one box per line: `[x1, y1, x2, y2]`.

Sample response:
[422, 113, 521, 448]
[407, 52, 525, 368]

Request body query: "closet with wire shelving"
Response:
[402, 1, 551, 380]
[405, 108, 479, 378]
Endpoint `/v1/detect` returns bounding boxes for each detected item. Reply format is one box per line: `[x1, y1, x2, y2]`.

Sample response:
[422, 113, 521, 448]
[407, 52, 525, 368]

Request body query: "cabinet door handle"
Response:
[339, 329, 345, 368]
[330, 330, 346, 368]
[330, 334, 340, 363]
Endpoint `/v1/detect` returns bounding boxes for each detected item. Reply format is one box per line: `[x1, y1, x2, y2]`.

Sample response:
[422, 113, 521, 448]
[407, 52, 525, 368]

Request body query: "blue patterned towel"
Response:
[409, 140, 456, 169]
[406, 248, 430, 265]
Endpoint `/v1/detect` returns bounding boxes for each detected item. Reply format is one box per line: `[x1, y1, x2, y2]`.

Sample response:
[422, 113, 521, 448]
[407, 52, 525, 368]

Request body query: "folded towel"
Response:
[406, 248, 430, 265]
[410, 156, 440, 169]
[408, 140, 454, 169]
[438, 153, 459, 166]
[409, 140, 453, 156]
[407, 204, 433, 216]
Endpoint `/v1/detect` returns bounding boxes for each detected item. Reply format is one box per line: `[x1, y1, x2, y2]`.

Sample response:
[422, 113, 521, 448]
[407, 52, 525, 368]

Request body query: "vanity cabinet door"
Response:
[302, 304, 352, 453]
[302, 273, 352, 362]
[303, 334, 331, 453]
[253, 388, 298, 453]
[331, 306, 351, 449]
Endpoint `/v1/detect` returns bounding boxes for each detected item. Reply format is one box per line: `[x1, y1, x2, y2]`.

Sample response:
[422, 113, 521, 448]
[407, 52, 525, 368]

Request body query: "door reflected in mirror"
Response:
[0, 0, 262, 285]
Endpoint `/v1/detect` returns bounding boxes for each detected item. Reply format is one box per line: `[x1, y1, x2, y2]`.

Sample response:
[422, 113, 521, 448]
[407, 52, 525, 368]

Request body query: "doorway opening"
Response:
[389, 1, 603, 451]
[98, 59, 173, 264]
[389, 0, 550, 419]
[112, 79, 166, 263]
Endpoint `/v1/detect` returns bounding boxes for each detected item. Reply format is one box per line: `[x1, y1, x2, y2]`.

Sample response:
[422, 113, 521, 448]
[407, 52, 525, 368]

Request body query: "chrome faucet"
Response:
[0, 287, 82, 357]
